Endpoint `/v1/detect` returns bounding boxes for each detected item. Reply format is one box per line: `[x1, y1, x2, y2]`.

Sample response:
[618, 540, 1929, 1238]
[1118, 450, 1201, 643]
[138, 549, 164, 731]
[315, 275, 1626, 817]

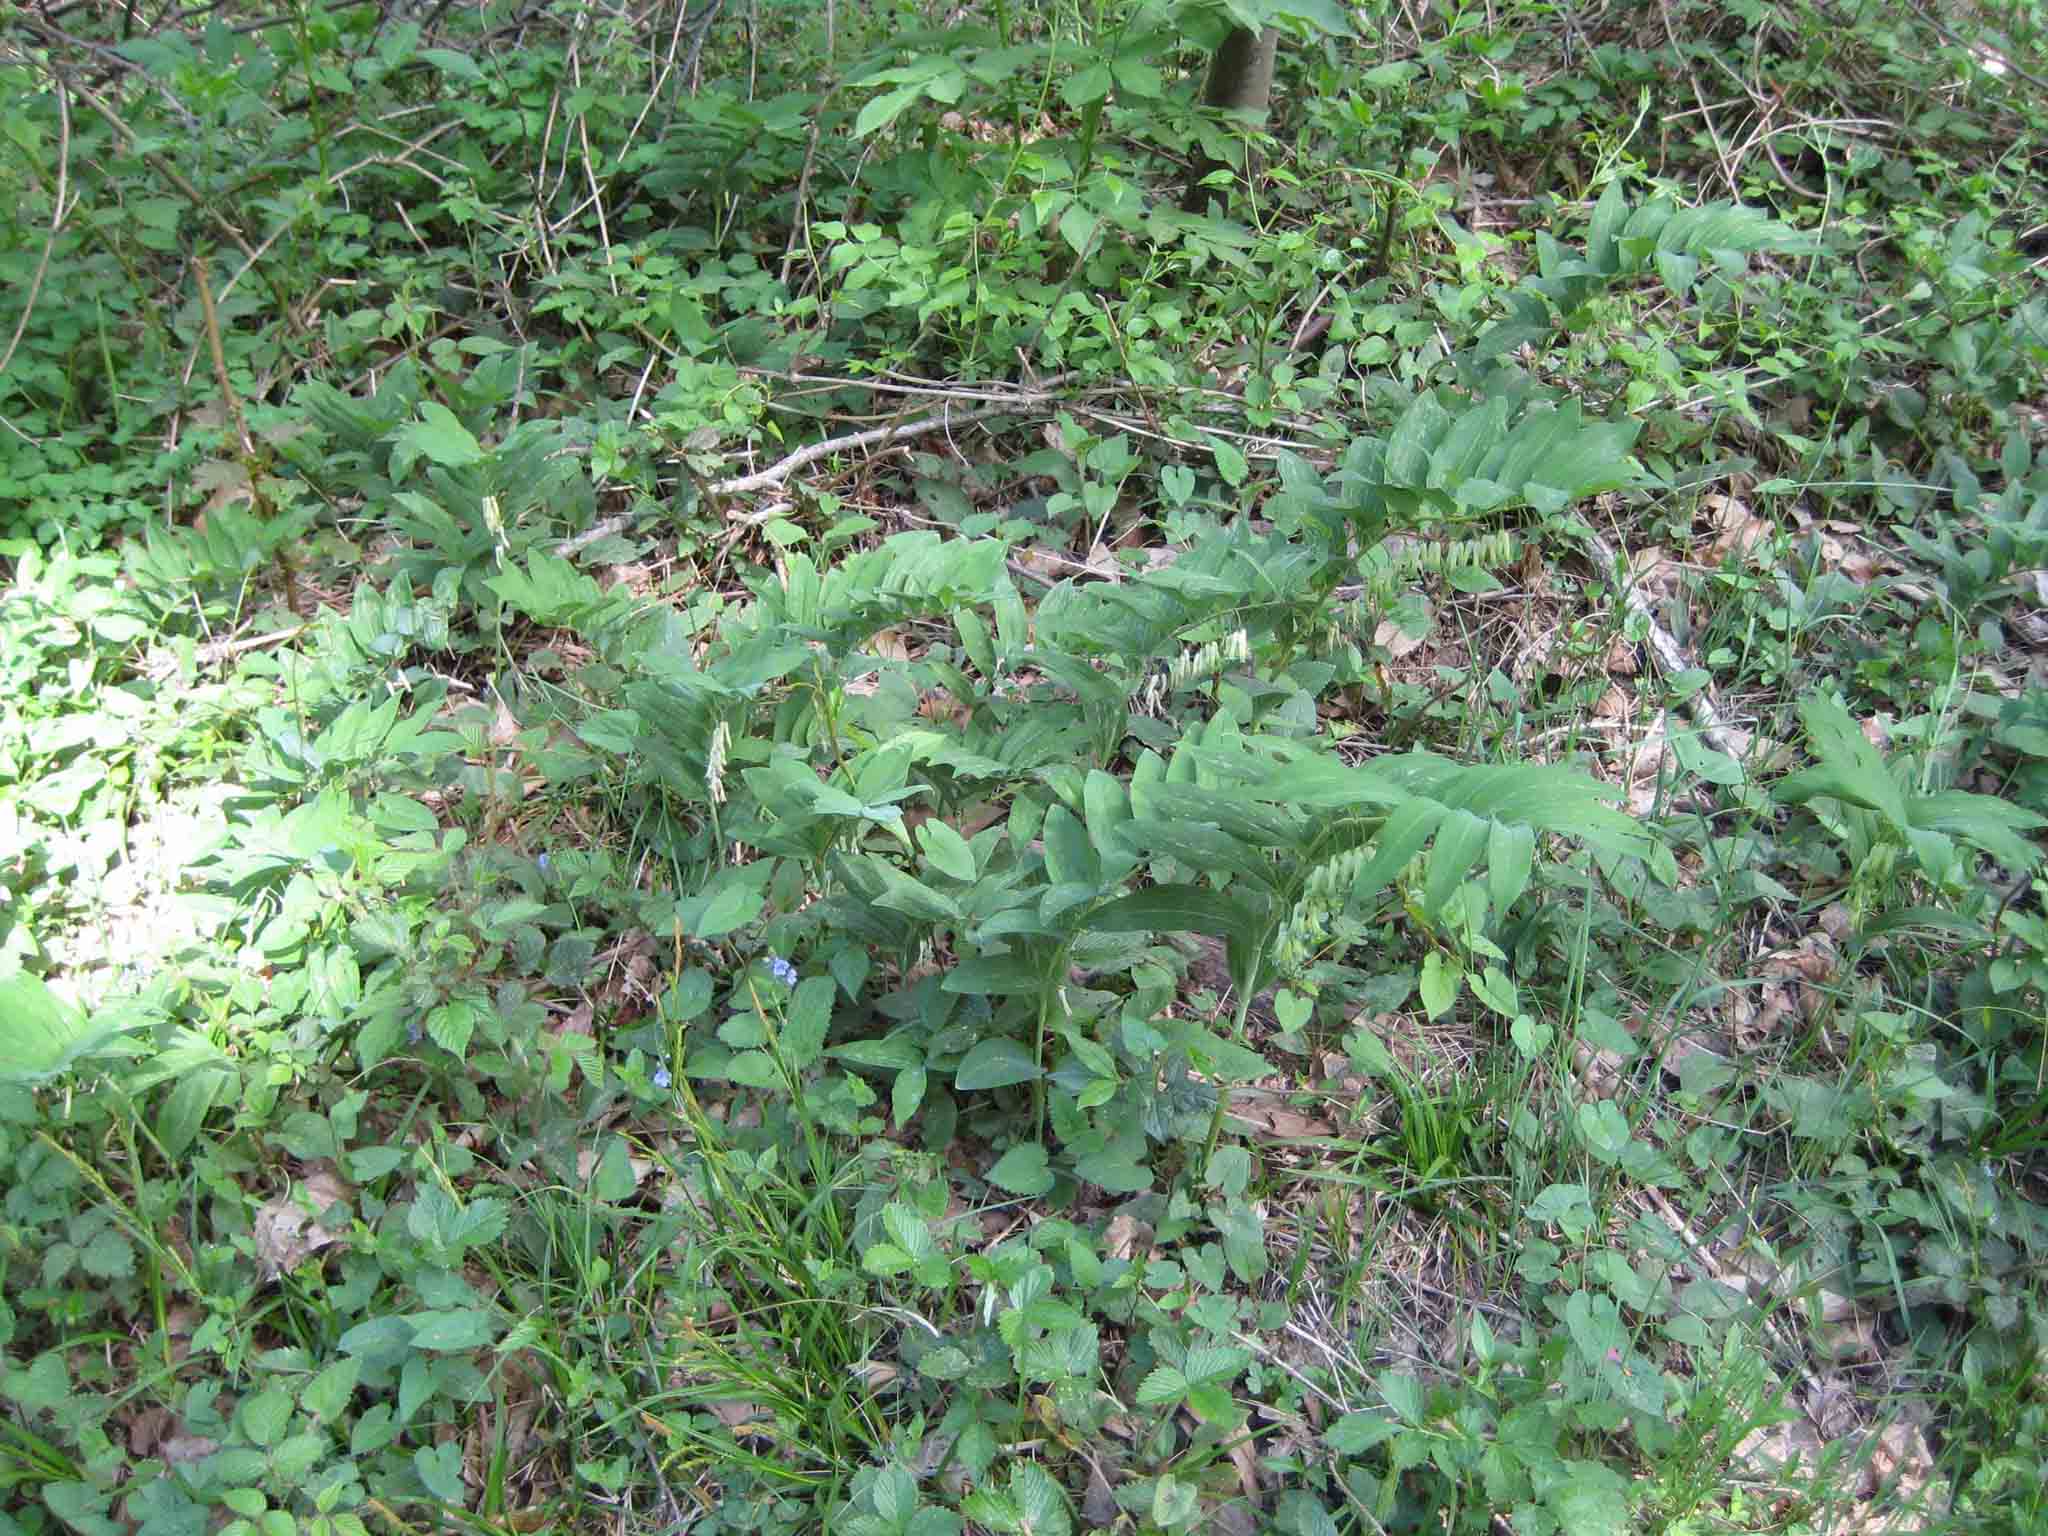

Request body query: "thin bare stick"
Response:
[0, 77, 71, 390]
[68, 79, 258, 263]
[1582, 527, 1750, 760]
[568, 30, 617, 295]
[777, 105, 830, 289]
[705, 396, 1054, 496]
[192, 255, 253, 457]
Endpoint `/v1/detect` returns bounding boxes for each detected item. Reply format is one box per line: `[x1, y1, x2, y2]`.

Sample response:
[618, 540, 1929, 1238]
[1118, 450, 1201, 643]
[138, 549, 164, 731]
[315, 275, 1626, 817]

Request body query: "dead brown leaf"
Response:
[253, 1170, 355, 1279]
[1702, 493, 1773, 565]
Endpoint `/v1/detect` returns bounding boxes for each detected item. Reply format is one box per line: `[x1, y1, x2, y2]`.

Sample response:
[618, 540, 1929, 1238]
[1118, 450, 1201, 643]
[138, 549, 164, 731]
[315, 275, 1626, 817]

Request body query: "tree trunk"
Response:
[1180, 25, 1279, 214]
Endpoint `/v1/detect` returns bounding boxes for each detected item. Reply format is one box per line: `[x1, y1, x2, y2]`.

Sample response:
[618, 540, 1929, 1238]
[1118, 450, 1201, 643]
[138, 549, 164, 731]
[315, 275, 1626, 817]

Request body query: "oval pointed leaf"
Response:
[955, 1038, 1041, 1091]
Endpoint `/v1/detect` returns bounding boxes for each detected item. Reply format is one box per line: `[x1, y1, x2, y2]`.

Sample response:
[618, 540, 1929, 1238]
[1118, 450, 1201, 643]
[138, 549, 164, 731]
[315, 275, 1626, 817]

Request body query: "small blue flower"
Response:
[537, 853, 551, 874]
[652, 1066, 673, 1090]
[407, 1021, 424, 1045]
[767, 956, 799, 988]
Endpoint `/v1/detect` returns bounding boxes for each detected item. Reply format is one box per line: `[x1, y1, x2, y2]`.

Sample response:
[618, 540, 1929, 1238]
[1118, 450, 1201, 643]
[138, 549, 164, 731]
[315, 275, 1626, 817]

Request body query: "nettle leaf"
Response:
[986, 1142, 1053, 1196]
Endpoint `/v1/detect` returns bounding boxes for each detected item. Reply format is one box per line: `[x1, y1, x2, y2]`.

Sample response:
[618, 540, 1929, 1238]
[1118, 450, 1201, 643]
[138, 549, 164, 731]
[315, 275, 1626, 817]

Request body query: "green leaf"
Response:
[397, 402, 483, 469]
[1205, 1145, 1252, 1199]
[1418, 951, 1460, 1020]
[1380, 1370, 1425, 1424]
[1552, 1480, 1630, 1536]
[854, 84, 926, 138]
[893, 1066, 927, 1127]
[1185, 1381, 1236, 1423]
[1211, 437, 1248, 487]
[920, 819, 979, 881]
[781, 975, 836, 1068]
[0, 974, 132, 1083]
[240, 1388, 294, 1447]
[405, 1309, 498, 1351]
[987, 1142, 1054, 1196]
[1073, 1149, 1152, 1193]
[302, 1357, 360, 1422]
[944, 952, 1050, 996]
[415, 1442, 467, 1503]
[1272, 988, 1312, 1032]
[1325, 1410, 1398, 1454]
[1041, 803, 1100, 888]
[955, 1038, 1041, 1090]
[592, 1136, 638, 1202]
[695, 877, 765, 939]
[1136, 1365, 1188, 1406]
[1776, 693, 1911, 829]
[1089, 884, 1256, 942]
[1152, 1473, 1199, 1528]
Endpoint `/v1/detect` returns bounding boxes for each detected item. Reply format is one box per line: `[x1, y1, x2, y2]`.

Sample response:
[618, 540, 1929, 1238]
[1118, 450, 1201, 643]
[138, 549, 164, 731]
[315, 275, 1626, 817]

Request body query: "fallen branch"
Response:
[705, 394, 1057, 497]
[1582, 527, 1751, 761]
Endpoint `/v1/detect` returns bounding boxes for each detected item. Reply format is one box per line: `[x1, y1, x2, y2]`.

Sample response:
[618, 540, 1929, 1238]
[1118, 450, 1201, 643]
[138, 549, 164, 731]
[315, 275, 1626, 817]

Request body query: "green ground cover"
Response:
[3, 2, 2047, 1532]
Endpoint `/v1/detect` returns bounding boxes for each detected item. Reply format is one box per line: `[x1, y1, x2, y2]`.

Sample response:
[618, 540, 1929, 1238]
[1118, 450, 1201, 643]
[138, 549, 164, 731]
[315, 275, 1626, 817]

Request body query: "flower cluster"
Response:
[766, 956, 799, 988]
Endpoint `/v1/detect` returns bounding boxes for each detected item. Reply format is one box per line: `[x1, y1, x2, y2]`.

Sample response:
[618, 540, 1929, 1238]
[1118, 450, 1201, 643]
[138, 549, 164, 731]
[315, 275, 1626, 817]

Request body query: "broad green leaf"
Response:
[1422, 807, 1489, 914]
[1073, 1149, 1151, 1193]
[955, 1038, 1041, 1090]
[1776, 694, 1911, 828]
[920, 819, 979, 881]
[591, 1136, 638, 1202]
[397, 402, 483, 468]
[1486, 819, 1535, 915]
[1136, 1365, 1187, 1406]
[854, 83, 925, 138]
[1041, 804, 1100, 888]
[302, 1357, 360, 1422]
[1380, 1371, 1425, 1424]
[1325, 1410, 1399, 1454]
[781, 975, 836, 1068]
[893, 1066, 927, 1127]
[1418, 951, 1460, 1020]
[943, 953, 1048, 996]
[0, 975, 132, 1083]
[695, 877, 765, 939]
[1089, 884, 1256, 941]
[405, 1309, 498, 1351]
[987, 1142, 1053, 1196]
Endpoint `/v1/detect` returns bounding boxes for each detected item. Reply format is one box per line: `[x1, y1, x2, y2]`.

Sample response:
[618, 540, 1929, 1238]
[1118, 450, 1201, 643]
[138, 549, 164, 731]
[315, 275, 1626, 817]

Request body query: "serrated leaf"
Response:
[987, 1142, 1054, 1195]
[1326, 1409, 1398, 1454]
[405, 1309, 498, 1351]
[1136, 1365, 1188, 1405]
[1380, 1370, 1424, 1424]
